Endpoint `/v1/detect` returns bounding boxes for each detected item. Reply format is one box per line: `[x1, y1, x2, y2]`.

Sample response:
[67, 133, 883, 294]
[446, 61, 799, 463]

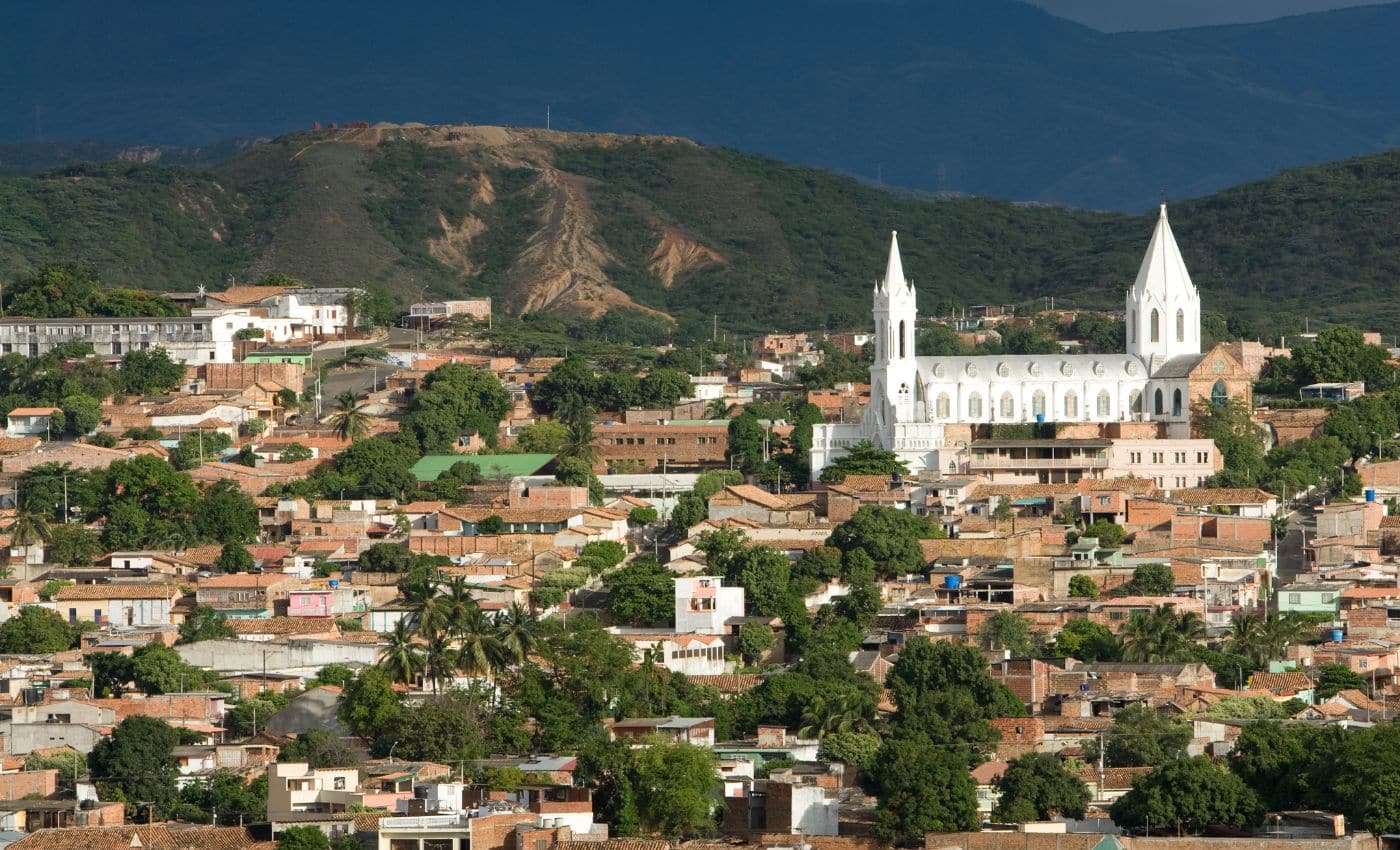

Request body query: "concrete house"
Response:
[51, 583, 182, 628]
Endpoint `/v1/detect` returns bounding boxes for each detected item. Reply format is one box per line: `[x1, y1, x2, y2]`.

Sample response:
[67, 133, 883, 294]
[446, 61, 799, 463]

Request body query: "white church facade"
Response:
[811, 205, 1242, 480]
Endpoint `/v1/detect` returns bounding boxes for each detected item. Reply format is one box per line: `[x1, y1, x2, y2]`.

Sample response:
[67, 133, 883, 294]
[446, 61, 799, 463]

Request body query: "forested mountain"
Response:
[2, 124, 1400, 341]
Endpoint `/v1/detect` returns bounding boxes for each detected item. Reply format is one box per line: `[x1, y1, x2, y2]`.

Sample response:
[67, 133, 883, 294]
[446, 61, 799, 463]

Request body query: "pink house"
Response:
[287, 589, 335, 618]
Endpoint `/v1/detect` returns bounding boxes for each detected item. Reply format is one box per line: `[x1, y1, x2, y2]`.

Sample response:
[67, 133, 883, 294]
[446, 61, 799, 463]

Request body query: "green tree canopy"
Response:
[89, 716, 182, 820]
[818, 439, 909, 483]
[993, 753, 1091, 822]
[631, 741, 720, 839]
[0, 606, 82, 653]
[1049, 619, 1121, 662]
[1109, 756, 1264, 834]
[606, 557, 675, 627]
[865, 739, 979, 842]
[1091, 705, 1191, 767]
[827, 505, 941, 577]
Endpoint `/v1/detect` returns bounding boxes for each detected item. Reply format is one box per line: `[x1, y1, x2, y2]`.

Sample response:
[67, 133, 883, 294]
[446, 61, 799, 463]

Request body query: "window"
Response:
[999, 393, 1014, 419]
[1176, 309, 1185, 342]
[1197, 451, 1210, 464]
[968, 393, 983, 418]
[333, 777, 346, 790]
[898, 320, 906, 358]
[1032, 390, 1046, 418]
[1172, 388, 1183, 417]
[1154, 389, 1164, 415]
[936, 393, 950, 419]
[1130, 310, 1136, 343]
[1360, 659, 1369, 670]
[1152, 452, 1163, 464]
[1130, 390, 1142, 414]
[1098, 495, 1110, 506]
[1150, 309, 1160, 342]
[1129, 451, 1141, 464]
[1175, 452, 1186, 464]
[1096, 390, 1110, 418]
[1064, 391, 1078, 418]
[1212, 380, 1228, 405]
[1289, 593, 1301, 605]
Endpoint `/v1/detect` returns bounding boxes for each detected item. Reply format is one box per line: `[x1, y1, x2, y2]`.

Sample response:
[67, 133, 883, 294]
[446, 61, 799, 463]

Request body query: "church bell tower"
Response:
[873, 231, 918, 423]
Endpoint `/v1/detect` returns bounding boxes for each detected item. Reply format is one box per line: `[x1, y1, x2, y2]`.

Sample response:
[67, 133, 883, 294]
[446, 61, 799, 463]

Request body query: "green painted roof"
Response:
[411, 453, 555, 481]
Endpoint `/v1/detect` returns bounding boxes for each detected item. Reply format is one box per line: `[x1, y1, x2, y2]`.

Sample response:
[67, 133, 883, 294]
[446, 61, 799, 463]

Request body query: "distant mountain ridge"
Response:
[4, 0, 1400, 209]
[3, 124, 1400, 341]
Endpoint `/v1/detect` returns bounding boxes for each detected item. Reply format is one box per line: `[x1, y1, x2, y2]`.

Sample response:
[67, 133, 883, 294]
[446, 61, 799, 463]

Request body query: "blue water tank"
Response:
[944, 574, 962, 590]
[329, 579, 340, 588]
[1366, 489, 1377, 502]
[1036, 413, 1045, 424]
[1331, 628, 1344, 643]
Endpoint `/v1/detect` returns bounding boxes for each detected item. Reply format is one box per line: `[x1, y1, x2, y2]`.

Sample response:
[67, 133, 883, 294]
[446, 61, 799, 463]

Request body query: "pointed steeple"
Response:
[1131, 204, 1195, 301]
[882, 230, 906, 292]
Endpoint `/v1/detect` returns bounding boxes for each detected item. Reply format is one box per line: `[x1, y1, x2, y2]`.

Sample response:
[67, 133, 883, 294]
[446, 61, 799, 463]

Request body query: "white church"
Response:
[810, 204, 1244, 480]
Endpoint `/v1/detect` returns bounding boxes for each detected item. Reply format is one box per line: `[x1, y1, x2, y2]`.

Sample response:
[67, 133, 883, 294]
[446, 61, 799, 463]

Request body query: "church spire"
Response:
[1131, 203, 1195, 301]
[882, 230, 906, 292]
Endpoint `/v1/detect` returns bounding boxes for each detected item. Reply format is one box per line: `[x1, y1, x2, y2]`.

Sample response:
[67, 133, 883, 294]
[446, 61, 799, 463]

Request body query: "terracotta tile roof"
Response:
[6, 407, 61, 417]
[446, 506, 582, 524]
[205, 285, 288, 304]
[163, 827, 261, 850]
[197, 573, 297, 589]
[1074, 765, 1151, 790]
[0, 436, 42, 453]
[54, 583, 182, 601]
[560, 842, 669, 850]
[1082, 477, 1158, 494]
[7, 826, 182, 850]
[227, 617, 338, 636]
[838, 475, 906, 492]
[1342, 586, 1400, 599]
[971, 483, 1078, 499]
[1166, 487, 1276, 506]
[685, 674, 762, 693]
[1247, 671, 1314, 692]
[1331, 688, 1384, 712]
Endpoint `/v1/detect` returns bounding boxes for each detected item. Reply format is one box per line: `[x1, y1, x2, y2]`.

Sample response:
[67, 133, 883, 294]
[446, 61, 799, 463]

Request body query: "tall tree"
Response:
[328, 392, 371, 441]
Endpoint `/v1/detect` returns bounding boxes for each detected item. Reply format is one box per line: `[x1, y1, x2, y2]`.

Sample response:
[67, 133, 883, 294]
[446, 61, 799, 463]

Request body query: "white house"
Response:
[4, 407, 60, 438]
[675, 576, 745, 635]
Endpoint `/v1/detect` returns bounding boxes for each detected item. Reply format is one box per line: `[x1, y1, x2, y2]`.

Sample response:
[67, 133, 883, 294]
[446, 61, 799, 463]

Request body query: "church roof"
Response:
[1149, 354, 1207, 379]
[1131, 204, 1197, 303]
[914, 353, 1147, 382]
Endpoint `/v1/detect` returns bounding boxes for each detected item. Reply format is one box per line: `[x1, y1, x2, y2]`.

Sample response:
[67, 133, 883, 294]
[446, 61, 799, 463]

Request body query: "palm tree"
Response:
[1121, 605, 1194, 663]
[495, 602, 536, 666]
[328, 391, 370, 441]
[8, 511, 51, 562]
[378, 620, 425, 685]
[454, 604, 507, 678]
[704, 399, 732, 419]
[1259, 611, 1311, 660]
[1227, 611, 1267, 666]
[797, 692, 875, 739]
[422, 630, 457, 695]
[560, 416, 598, 465]
[431, 577, 477, 637]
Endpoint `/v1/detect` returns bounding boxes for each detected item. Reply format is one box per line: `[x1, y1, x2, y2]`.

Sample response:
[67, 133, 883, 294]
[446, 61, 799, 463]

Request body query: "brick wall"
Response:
[202, 362, 304, 391]
[595, 423, 729, 471]
[0, 770, 57, 800]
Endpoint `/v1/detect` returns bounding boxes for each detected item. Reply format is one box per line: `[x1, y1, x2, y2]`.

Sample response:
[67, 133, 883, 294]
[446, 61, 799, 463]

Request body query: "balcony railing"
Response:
[969, 455, 1108, 470]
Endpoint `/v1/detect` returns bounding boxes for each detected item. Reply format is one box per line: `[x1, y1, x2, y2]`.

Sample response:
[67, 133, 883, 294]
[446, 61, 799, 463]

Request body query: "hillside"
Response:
[3, 125, 1400, 338]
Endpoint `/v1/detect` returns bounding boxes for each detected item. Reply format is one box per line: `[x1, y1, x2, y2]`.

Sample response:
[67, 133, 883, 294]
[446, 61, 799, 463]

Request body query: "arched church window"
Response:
[968, 393, 983, 419]
[1211, 380, 1228, 406]
[966, 363, 979, 377]
[1028, 362, 1042, 376]
[898, 320, 906, 359]
[1061, 362, 1074, 377]
[1000, 393, 1015, 419]
[1130, 311, 1136, 343]
[1154, 389, 1164, 415]
[936, 393, 950, 419]
[1064, 391, 1079, 418]
[997, 362, 1010, 378]
[1150, 309, 1160, 343]
[1093, 362, 1105, 377]
[1032, 391, 1046, 418]
[1130, 390, 1142, 414]
[1096, 390, 1110, 418]
[1125, 361, 1139, 376]
[934, 363, 946, 378]
[1172, 388, 1183, 417]
[1176, 309, 1185, 343]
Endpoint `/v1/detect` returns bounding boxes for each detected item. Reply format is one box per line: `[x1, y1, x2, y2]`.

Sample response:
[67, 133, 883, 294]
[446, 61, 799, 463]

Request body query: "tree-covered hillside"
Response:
[2, 125, 1400, 341]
